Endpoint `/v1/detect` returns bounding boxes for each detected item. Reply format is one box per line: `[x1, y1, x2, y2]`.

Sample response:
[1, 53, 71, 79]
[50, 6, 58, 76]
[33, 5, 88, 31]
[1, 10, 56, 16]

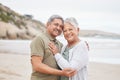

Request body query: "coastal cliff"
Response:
[0, 3, 45, 39]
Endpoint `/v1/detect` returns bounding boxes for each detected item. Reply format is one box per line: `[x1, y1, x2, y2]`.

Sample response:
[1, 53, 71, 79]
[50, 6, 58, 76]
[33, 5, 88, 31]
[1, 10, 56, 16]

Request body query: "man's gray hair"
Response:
[65, 17, 79, 28]
[47, 15, 64, 24]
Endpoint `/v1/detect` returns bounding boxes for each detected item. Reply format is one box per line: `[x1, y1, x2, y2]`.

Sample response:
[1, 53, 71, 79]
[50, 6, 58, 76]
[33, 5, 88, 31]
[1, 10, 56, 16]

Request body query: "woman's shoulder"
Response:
[73, 40, 88, 49]
[78, 40, 89, 51]
[77, 40, 86, 46]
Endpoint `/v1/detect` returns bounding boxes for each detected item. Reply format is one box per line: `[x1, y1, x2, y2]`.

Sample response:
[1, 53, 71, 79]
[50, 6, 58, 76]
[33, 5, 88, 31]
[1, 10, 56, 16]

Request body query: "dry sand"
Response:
[0, 53, 120, 80]
[0, 53, 31, 80]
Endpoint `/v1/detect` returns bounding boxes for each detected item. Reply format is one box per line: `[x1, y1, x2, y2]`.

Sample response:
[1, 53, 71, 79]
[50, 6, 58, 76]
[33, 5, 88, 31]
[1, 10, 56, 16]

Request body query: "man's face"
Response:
[47, 19, 63, 38]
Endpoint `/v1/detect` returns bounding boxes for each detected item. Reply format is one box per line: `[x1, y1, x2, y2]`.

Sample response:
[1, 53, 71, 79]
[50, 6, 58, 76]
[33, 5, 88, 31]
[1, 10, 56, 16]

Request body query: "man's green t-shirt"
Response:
[30, 32, 63, 80]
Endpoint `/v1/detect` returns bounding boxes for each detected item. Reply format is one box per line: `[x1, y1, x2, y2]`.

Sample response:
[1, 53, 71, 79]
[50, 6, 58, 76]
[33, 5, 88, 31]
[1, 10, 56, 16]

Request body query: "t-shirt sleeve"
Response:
[30, 36, 44, 57]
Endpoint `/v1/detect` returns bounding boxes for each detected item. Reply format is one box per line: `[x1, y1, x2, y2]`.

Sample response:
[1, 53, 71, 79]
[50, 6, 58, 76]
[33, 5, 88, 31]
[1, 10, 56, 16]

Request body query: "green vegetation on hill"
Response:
[0, 6, 26, 28]
[0, 3, 45, 40]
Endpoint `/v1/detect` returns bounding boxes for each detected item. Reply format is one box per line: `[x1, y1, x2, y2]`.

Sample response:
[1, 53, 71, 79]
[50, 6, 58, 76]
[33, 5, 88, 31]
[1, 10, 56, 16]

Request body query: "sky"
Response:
[0, 0, 120, 34]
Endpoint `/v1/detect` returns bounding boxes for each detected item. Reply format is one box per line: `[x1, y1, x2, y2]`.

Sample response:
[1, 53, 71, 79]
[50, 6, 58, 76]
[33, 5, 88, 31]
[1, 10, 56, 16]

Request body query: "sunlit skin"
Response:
[46, 19, 63, 38]
[63, 23, 80, 47]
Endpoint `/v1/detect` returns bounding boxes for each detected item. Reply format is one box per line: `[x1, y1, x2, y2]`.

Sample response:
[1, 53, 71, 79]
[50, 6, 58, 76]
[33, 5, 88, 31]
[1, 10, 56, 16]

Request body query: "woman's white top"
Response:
[54, 40, 89, 80]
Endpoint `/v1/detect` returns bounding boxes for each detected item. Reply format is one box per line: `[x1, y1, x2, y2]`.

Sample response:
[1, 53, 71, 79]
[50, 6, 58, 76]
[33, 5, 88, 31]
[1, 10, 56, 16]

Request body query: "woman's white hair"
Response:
[64, 17, 79, 28]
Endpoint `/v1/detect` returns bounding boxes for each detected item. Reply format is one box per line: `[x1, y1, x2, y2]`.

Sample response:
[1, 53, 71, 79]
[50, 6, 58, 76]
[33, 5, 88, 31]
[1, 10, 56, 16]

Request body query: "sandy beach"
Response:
[0, 39, 120, 80]
[0, 53, 120, 80]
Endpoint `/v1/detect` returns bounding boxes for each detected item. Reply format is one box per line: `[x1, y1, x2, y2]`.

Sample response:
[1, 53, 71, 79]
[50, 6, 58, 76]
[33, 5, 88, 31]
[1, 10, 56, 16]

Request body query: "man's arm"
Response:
[31, 55, 76, 77]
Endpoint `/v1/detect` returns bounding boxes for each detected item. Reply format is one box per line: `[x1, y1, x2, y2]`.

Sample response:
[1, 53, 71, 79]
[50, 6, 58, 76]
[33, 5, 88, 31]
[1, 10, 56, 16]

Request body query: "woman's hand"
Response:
[62, 68, 76, 77]
[48, 42, 59, 55]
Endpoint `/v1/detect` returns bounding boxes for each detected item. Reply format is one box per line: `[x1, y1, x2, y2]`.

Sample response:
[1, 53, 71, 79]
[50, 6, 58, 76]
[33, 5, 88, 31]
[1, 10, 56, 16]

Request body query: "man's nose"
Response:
[57, 25, 62, 30]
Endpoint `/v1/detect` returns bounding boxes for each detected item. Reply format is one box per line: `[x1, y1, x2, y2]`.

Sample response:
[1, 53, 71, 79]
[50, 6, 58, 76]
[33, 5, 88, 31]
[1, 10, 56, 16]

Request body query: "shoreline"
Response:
[0, 39, 120, 64]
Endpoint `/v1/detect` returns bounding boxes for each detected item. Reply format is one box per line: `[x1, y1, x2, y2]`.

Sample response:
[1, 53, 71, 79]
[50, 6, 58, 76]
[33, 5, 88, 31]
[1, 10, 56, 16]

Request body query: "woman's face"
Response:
[63, 23, 79, 43]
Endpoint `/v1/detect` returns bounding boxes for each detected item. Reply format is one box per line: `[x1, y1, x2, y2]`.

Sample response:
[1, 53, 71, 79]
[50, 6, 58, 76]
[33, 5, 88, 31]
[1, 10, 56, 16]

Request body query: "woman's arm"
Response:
[49, 42, 89, 71]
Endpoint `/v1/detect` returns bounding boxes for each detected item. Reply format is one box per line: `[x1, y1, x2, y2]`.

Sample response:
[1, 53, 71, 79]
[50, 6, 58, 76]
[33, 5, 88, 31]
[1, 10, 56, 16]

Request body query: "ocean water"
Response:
[0, 37, 120, 64]
[57, 37, 120, 64]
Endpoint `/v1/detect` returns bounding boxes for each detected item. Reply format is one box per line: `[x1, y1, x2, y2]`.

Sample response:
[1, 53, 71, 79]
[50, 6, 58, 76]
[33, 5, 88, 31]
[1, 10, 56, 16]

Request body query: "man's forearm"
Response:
[34, 63, 64, 76]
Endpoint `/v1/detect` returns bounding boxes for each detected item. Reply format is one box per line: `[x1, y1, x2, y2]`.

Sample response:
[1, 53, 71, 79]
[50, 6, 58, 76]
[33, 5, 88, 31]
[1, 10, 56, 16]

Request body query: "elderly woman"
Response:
[49, 17, 89, 80]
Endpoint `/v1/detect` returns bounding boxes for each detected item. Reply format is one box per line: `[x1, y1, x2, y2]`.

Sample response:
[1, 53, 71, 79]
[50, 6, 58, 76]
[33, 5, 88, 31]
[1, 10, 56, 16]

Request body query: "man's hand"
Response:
[62, 68, 76, 77]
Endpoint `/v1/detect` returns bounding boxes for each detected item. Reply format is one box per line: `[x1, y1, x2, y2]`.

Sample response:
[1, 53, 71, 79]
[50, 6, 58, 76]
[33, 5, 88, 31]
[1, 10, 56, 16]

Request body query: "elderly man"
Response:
[30, 15, 75, 80]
